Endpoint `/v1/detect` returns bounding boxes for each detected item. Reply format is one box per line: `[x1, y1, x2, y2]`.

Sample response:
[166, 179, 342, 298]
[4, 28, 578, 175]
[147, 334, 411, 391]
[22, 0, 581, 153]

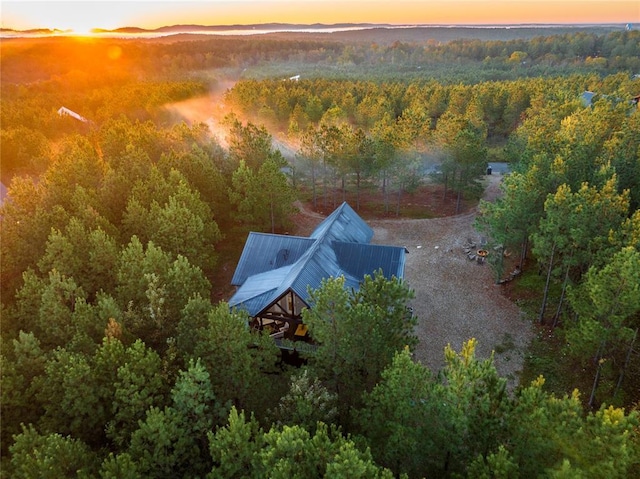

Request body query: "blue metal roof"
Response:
[229, 266, 293, 316]
[228, 202, 406, 316]
[581, 91, 595, 107]
[231, 233, 315, 286]
[310, 201, 373, 243]
[332, 241, 406, 281]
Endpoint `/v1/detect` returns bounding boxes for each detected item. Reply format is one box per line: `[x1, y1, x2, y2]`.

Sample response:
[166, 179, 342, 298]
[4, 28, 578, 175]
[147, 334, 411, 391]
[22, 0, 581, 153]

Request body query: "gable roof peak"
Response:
[310, 201, 373, 244]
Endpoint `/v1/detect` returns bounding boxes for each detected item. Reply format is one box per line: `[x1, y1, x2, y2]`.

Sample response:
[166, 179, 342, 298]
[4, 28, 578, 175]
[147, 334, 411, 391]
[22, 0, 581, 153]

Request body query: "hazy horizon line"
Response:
[2, 21, 633, 33]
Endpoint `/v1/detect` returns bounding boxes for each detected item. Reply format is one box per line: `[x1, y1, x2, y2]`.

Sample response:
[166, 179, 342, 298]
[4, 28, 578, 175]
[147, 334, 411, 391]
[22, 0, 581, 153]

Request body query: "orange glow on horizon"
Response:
[3, 1, 638, 32]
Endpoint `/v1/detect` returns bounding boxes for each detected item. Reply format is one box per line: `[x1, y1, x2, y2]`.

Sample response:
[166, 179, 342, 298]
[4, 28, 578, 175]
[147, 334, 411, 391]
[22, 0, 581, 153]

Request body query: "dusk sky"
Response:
[2, 1, 639, 33]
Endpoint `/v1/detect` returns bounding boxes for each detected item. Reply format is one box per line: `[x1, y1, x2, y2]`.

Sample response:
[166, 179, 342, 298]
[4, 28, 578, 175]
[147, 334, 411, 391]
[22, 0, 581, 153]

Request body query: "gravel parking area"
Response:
[368, 175, 533, 387]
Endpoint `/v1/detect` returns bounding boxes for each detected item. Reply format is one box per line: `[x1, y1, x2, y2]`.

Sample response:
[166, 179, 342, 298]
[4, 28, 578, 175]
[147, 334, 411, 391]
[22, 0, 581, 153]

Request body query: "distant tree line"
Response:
[2, 29, 639, 85]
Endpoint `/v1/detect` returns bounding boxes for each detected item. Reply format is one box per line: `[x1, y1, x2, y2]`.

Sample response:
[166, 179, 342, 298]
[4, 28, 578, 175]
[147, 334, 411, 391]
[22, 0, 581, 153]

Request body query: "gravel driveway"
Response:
[369, 175, 533, 387]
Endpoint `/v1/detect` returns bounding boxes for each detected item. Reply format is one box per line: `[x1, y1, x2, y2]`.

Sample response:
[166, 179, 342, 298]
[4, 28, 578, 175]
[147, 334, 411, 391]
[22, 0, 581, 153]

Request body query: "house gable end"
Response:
[255, 288, 309, 322]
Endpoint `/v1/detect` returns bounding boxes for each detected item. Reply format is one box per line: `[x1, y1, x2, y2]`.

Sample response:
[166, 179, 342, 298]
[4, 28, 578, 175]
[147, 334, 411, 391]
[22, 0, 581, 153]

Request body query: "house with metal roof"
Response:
[57, 106, 88, 123]
[228, 202, 407, 348]
[581, 91, 596, 107]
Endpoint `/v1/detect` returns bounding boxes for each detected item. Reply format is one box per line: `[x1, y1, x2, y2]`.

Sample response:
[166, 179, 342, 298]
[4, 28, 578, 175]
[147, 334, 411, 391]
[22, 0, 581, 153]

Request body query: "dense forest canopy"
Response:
[1, 27, 639, 478]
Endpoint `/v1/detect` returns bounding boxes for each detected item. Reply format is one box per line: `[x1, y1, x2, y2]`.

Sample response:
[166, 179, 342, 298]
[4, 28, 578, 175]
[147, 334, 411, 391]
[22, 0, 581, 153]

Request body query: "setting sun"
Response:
[68, 25, 95, 36]
[2, 2, 139, 32]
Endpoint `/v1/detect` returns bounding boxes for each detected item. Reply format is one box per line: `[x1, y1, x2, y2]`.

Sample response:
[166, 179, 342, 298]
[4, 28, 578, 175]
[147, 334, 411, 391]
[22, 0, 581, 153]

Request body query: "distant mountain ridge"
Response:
[92, 23, 390, 34]
[151, 23, 385, 32]
[0, 23, 388, 34]
[4, 21, 629, 35]
[1, 22, 631, 43]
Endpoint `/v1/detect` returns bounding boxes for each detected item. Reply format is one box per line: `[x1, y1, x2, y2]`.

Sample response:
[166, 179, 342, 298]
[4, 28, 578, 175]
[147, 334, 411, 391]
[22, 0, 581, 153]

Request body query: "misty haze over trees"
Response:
[1, 25, 639, 477]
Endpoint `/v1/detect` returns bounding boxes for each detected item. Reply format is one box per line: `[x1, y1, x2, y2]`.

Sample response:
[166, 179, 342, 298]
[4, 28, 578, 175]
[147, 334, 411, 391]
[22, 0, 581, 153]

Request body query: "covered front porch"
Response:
[249, 289, 314, 349]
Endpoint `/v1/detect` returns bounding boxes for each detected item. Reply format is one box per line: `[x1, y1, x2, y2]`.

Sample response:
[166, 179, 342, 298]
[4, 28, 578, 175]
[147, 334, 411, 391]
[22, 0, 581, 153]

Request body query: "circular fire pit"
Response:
[477, 249, 488, 257]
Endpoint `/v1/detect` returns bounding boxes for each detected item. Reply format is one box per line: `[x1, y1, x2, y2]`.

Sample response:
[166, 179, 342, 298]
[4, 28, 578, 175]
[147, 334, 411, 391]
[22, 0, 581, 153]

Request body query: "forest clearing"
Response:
[290, 171, 531, 385]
